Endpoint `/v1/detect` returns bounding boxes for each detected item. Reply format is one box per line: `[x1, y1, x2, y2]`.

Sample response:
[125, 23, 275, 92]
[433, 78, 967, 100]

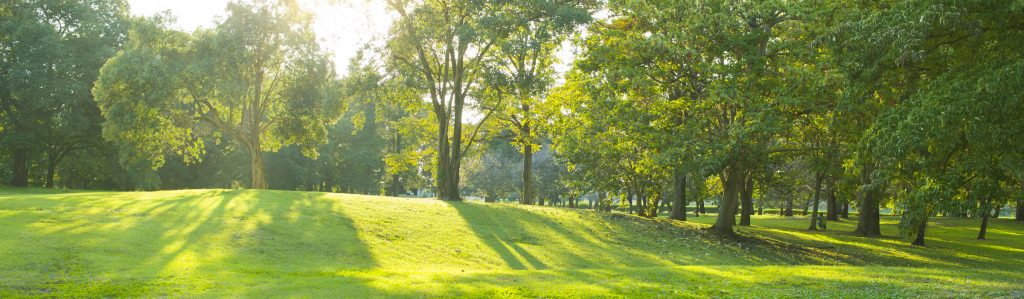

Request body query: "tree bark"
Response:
[841, 202, 850, 219]
[522, 135, 534, 205]
[784, 197, 794, 217]
[853, 162, 881, 237]
[670, 167, 687, 221]
[712, 166, 743, 236]
[912, 217, 927, 246]
[388, 133, 404, 196]
[10, 148, 29, 187]
[808, 171, 824, 231]
[249, 145, 267, 189]
[45, 152, 58, 188]
[1017, 198, 1023, 221]
[626, 191, 634, 214]
[978, 198, 990, 240]
[740, 173, 754, 226]
[826, 179, 838, 221]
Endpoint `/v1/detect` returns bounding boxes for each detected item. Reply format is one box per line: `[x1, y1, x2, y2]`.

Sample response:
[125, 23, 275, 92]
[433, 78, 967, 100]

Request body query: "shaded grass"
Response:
[0, 187, 1021, 297]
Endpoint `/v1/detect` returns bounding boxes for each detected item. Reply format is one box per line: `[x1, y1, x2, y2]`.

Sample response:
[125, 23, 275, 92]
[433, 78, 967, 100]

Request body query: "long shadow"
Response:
[0, 188, 379, 297]
[447, 201, 545, 270]
[447, 201, 782, 272]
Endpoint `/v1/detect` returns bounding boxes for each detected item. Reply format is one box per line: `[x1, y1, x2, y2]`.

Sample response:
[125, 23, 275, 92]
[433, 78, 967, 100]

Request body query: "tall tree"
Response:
[0, 0, 128, 187]
[386, 0, 594, 200]
[481, 7, 590, 205]
[94, 2, 339, 189]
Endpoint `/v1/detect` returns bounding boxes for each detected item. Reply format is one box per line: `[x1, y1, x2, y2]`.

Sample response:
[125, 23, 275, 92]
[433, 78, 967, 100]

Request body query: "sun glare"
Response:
[128, 0, 394, 75]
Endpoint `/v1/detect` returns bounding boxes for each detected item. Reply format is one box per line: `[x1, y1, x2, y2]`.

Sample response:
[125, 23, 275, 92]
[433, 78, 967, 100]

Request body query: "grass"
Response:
[0, 187, 1022, 298]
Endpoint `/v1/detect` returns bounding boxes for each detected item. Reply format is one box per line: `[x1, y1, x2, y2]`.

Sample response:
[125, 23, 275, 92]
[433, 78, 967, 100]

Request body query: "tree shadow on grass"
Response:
[447, 201, 547, 270]
[445, 201, 784, 272]
[0, 189, 379, 297]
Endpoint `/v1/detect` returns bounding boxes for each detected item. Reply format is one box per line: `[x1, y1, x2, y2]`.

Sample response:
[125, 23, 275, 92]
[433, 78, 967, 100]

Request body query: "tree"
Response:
[481, 6, 591, 205]
[94, 2, 339, 189]
[463, 137, 519, 202]
[847, 0, 1024, 244]
[0, 0, 128, 187]
[385, 0, 594, 201]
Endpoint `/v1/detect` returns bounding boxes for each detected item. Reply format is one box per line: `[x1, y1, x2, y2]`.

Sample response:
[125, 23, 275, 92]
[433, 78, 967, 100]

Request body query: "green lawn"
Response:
[1, 187, 1021, 298]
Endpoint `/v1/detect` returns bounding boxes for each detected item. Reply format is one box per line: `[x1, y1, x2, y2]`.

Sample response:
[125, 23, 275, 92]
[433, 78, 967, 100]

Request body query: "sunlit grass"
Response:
[1, 187, 1021, 297]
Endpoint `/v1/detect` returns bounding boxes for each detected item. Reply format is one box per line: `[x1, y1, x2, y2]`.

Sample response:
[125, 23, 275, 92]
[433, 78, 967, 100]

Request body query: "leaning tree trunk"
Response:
[10, 148, 29, 187]
[670, 168, 688, 221]
[712, 166, 743, 236]
[808, 172, 824, 231]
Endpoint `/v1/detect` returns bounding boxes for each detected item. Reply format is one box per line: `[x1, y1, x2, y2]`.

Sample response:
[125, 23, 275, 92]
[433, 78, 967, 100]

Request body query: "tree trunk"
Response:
[826, 179, 838, 221]
[249, 146, 267, 189]
[802, 197, 810, 216]
[808, 171, 824, 231]
[388, 133, 404, 196]
[670, 167, 687, 221]
[784, 197, 794, 217]
[740, 173, 753, 226]
[841, 202, 850, 219]
[522, 137, 534, 205]
[978, 198, 990, 240]
[10, 148, 29, 187]
[436, 117, 450, 199]
[627, 191, 634, 214]
[912, 217, 927, 246]
[1017, 198, 1023, 221]
[434, 108, 462, 201]
[853, 162, 881, 237]
[992, 204, 1001, 219]
[699, 200, 705, 214]
[45, 152, 58, 188]
[712, 166, 743, 236]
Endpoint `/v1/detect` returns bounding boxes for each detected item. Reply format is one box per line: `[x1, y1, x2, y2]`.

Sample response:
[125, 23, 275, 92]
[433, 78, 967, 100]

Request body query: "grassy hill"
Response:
[0, 187, 1022, 297]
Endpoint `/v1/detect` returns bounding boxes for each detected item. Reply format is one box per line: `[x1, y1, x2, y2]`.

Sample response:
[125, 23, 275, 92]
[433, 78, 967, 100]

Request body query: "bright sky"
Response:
[128, 0, 395, 76]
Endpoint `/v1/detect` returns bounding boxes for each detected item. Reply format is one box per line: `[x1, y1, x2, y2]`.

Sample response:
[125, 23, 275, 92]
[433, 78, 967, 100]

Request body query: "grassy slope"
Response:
[0, 188, 1021, 298]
